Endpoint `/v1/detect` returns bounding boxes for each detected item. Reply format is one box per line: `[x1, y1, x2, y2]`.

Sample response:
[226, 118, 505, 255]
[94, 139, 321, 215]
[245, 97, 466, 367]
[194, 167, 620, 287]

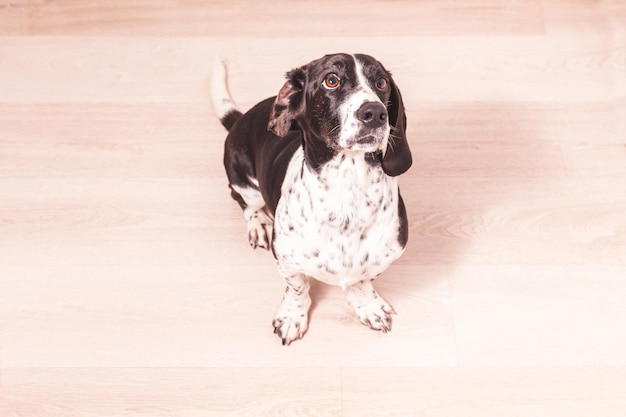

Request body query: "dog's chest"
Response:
[273, 148, 404, 288]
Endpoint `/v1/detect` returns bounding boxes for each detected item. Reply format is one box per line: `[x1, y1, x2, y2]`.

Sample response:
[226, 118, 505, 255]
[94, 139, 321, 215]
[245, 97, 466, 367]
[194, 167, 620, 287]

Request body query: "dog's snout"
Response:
[356, 102, 387, 128]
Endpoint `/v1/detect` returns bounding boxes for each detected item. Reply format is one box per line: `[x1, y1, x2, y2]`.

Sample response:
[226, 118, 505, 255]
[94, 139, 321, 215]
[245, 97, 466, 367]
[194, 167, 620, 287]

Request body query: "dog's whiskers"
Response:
[386, 123, 402, 152]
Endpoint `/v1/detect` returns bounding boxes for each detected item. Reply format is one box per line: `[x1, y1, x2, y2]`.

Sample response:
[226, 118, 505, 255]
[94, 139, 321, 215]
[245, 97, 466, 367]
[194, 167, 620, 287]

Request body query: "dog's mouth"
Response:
[336, 121, 390, 152]
[350, 134, 385, 152]
[357, 135, 378, 145]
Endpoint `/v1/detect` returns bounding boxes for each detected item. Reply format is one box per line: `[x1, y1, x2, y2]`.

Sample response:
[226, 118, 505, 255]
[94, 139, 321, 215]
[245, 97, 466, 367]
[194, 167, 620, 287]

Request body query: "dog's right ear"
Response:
[381, 76, 412, 177]
[268, 67, 307, 137]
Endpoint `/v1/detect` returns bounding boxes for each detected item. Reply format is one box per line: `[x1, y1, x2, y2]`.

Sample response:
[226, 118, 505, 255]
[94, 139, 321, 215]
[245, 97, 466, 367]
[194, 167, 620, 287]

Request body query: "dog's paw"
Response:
[245, 209, 273, 250]
[272, 274, 311, 346]
[272, 288, 311, 346]
[347, 280, 396, 333]
[272, 312, 309, 346]
[353, 299, 395, 333]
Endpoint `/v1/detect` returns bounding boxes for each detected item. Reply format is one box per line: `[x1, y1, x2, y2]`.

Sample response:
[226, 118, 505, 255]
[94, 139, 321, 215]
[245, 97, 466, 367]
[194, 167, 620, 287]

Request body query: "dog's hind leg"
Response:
[229, 182, 273, 250]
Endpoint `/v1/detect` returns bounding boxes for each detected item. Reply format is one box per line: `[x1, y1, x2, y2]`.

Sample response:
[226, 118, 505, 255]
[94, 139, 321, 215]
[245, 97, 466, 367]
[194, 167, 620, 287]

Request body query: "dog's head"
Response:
[268, 53, 412, 176]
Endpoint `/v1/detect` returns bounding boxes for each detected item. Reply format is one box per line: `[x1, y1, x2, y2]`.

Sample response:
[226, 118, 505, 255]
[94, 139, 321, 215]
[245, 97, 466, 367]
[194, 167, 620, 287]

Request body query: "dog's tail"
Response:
[211, 58, 242, 131]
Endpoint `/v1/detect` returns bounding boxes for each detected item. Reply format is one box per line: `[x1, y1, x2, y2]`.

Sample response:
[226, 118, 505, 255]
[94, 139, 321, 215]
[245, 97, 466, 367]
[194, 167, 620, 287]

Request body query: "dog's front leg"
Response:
[272, 273, 311, 346]
[346, 279, 396, 333]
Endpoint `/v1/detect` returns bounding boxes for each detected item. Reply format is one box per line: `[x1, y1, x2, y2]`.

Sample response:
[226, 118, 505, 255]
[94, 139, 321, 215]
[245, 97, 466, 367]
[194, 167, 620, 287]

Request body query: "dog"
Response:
[211, 53, 412, 345]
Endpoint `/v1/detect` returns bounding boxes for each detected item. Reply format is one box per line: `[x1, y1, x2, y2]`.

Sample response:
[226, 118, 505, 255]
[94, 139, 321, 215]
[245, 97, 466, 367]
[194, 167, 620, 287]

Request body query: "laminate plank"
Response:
[561, 142, 626, 178]
[415, 102, 624, 147]
[343, 366, 626, 417]
[2, 367, 625, 417]
[0, 264, 454, 367]
[1, 175, 624, 269]
[404, 177, 626, 265]
[1, 102, 622, 180]
[0, 368, 343, 417]
[1, 36, 622, 104]
[0, 178, 244, 267]
[0, 103, 220, 179]
[0, 0, 544, 37]
[449, 265, 626, 366]
[543, 0, 626, 37]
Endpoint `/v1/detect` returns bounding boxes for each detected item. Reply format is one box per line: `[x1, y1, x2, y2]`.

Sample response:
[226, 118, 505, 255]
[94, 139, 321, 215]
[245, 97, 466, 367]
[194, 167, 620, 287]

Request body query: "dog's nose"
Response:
[356, 102, 387, 128]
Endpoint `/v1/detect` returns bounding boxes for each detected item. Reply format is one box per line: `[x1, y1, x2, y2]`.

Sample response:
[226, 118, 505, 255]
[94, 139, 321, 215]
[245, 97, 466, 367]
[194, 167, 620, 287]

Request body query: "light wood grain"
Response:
[1, 0, 626, 416]
[2, 367, 626, 417]
[0, 0, 546, 36]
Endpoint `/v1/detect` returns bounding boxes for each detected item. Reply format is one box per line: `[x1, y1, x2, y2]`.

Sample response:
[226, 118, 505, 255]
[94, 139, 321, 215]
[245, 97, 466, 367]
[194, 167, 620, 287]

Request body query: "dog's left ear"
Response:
[268, 67, 307, 137]
[382, 76, 412, 177]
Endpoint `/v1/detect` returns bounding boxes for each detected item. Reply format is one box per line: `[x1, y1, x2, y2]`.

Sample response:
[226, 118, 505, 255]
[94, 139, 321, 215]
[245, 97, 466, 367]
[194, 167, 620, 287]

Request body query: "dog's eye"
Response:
[323, 74, 341, 90]
[376, 77, 388, 90]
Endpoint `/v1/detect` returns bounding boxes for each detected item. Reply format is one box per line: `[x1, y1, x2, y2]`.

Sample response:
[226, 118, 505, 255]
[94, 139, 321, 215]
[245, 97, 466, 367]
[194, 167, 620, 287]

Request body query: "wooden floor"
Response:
[1, 1, 626, 415]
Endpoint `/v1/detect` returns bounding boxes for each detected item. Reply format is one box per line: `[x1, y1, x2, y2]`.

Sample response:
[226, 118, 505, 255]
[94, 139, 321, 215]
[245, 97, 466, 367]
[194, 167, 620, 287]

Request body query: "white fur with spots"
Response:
[271, 147, 405, 344]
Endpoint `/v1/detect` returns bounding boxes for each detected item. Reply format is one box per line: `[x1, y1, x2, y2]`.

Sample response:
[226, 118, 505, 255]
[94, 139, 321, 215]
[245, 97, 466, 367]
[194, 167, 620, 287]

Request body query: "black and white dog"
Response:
[212, 53, 412, 345]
